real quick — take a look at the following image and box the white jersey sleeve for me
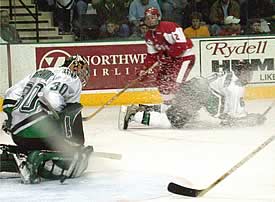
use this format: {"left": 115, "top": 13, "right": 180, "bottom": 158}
{"left": 40, "top": 67, "right": 82, "bottom": 112}
{"left": 4, "top": 74, "right": 32, "bottom": 102}
{"left": 209, "top": 72, "right": 247, "bottom": 118}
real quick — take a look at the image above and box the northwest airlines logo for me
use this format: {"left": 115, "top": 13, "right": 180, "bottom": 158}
{"left": 38, "top": 50, "right": 71, "bottom": 69}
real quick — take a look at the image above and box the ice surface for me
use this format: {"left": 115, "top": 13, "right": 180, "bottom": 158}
{"left": 0, "top": 99, "right": 275, "bottom": 202}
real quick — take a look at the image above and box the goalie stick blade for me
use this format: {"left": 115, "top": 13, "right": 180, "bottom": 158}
{"left": 92, "top": 152, "right": 122, "bottom": 160}
{"left": 118, "top": 105, "right": 127, "bottom": 130}
{"left": 167, "top": 182, "right": 202, "bottom": 197}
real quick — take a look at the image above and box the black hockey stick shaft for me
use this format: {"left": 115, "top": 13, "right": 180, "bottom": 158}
{"left": 168, "top": 100, "right": 275, "bottom": 197}
{"left": 82, "top": 62, "right": 159, "bottom": 121}
{"left": 60, "top": 152, "right": 79, "bottom": 184}
{"left": 168, "top": 134, "right": 275, "bottom": 197}
{"left": 261, "top": 100, "right": 275, "bottom": 117}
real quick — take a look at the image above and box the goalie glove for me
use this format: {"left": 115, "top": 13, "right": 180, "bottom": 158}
{"left": 220, "top": 113, "right": 266, "bottom": 127}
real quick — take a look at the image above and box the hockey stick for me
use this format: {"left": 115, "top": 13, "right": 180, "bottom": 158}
{"left": 167, "top": 100, "right": 275, "bottom": 197}
{"left": 60, "top": 152, "right": 79, "bottom": 183}
{"left": 92, "top": 151, "right": 122, "bottom": 160}
{"left": 261, "top": 100, "right": 275, "bottom": 117}
{"left": 168, "top": 135, "right": 275, "bottom": 197}
{"left": 60, "top": 151, "right": 121, "bottom": 183}
{"left": 82, "top": 62, "right": 159, "bottom": 121}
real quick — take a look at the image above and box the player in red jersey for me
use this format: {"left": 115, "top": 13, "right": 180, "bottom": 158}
{"left": 120, "top": 7, "right": 196, "bottom": 129}
{"left": 143, "top": 7, "right": 195, "bottom": 101}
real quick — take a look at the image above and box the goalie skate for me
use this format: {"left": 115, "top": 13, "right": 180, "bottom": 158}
{"left": 118, "top": 104, "right": 162, "bottom": 130}
{"left": 118, "top": 105, "right": 140, "bottom": 130}
{"left": 13, "top": 153, "right": 41, "bottom": 184}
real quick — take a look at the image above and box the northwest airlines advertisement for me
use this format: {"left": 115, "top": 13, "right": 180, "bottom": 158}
{"left": 35, "top": 44, "right": 157, "bottom": 90}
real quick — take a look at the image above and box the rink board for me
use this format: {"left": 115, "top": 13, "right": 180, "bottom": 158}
{"left": 80, "top": 85, "right": 275, "bottom": 106}
{"left": 0, "top": 85, "right": 275, "bottom": 112}
{"left": 1, "top": 36, "right": 275, "bottom": 111}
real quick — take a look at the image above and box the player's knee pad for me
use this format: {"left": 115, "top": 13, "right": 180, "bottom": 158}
{"left": 166, "top": 106, "right": 191, "bottom": 128}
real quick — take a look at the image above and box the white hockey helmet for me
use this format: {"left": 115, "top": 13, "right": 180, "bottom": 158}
{"left": 144, "top": 7, "right": 161, "bottom": 29}
{"left": 233, "top": 60, "right": 252, "bottom": 85}
{"left": 63, "top": 54, "right": 90, "bottom": 87}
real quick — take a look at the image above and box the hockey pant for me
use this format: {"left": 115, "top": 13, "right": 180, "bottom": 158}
{"left": 11, "top": 103, "right": 85, "bottom": 152}
{"left": 166, "top": 77, "right": 211, "bottom": 128}
{"left": 156, "top": 55, "right": 195, "bottom": 99}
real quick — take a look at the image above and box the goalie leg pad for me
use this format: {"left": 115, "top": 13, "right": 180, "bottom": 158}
{"left": 166, "top": 106, "right": 191, "bottom": 128}
{"left": 119, "top": 104, "right": 162, "bottom": 130}
{"left": 120, "top": 105, "right": 140, "bottom": 130}
{"left": 28, "top": 146, "right": 93, "bottom": 181}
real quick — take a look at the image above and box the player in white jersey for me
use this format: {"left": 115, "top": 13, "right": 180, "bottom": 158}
{"left": 1, "top": 54, "right": 93, "bottom": 183}
{"left": 121, "top": 61, "right": 265, "bottom": 129}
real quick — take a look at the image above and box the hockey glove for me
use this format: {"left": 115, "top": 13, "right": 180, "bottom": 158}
{"left": 159, "top": 56, "right": 175, "bottom": 66}
{"left": 245, "top": 113, "right": 266, "bottom": 125}
{"left": 2, "top": 120, "right": 11, "bottom": 135}
{"left": 220, "top": 113, "right": 266, "bottom": 127}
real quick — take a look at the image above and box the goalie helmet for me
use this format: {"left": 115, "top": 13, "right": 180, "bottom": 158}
{"left": 232, "top": 60, "right": 252, "bottom": 85}
{"left": 63, "top": 54, "right": 90, "bottom": 87}
{"left": 144, "top": 7, "right": 161, "bottom": 29}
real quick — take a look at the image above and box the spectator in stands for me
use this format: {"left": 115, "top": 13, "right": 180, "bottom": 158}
{"left": 91, "top": 0, "right": 130, "bottom": 38}
{"left": 209, "top": 0, "right": 240, "bottom": 35}
{"left": 183, "top": 0, "right": 210, "bottom": 28}
{"left": 99, "top": 18, "right": 130, "bottom": 39}
{"left": 161, "top": 0, "right": 187, "bottom": 27}
{"left": 245, "top": 18, "right": 264, "bottom": 35}
{"left": 240, "top": 0, "right": 274, "bottom": 25}
{"left": 72, "top": 0, "right": 89, "bottom": 35}
{"left": 128, "top": 0, "right": 161, "bottom": 34}
{"left": 208, "top": 0, "right": 217, "bottom": 7}
{"left": 184, "top": 12, "right": 210, "bottom": 38}
{"left": 0, "top": 10, "right": 21, "bottom": 43}
{"left": 218, "top": 15, "right": 241, "bottom": 36}
{"left": 246, "top": 18, "right": 272, "bottom": 34}
{"left": 129, "top": 18, "right": 148, "bottom": 39}
{"left": 92, "top": 0, "right": 130, "bottom": 26}
{"left": 37, "top": 0, "right": 55, "bottom": 11}
{"left": 55, "top": 0, "right": 74, "bottom": 34}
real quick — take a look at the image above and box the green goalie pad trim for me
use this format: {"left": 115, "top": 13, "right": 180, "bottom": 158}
{"left": 27, "top": 150, "right": 69, "bottom": 181}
